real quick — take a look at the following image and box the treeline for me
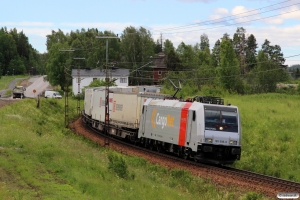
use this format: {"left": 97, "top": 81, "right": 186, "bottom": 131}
{"left": 45, "top": 27, "right": 159, "bottom": 90}
{"left": 163, "top": 27, "right": 289, "bottom": 95}
{"left": 46, "top": 26, "right": 289, "bottom": 94}
{"left": 288, "top": 65, "right": 300, "bottom": 79}
{"left": 0, "top": 27, "right": 42, "bottom": 77}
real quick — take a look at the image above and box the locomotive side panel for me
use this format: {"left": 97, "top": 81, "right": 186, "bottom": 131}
{"left": 185, "top": 103, "right": 204, "bottom": 152}
{"left": 139, "top": 101, "right": 192, "bottom": 146}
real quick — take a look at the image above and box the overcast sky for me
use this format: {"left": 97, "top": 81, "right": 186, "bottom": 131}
{"left": 1, "top": 0, "right": 300, "bottom": 66}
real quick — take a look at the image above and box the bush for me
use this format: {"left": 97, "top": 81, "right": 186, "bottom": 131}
{"left": 244, "top": 192, "right": 261, "bottom": 200}
{"left": 107, "top": 152, "right": 131, "bottom": 179}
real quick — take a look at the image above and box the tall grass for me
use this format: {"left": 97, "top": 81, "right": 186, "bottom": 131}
{"left": 228, "top": 93, "right": 300, "bottom": 181}
{"left": 0, "top": 98, "right": 264, "bottom": 199}
{"left": 0, "top": 75, "right": 27, "bottom": 89}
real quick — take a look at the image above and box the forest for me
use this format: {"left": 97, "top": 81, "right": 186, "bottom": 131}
{"left": 0, "top": 27, "right": 42, "bottom": 77}
{"left": 0, "top": 26, "right": 293, "bottom": 95}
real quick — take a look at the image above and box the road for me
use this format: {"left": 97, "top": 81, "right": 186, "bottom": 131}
{"left": 25, "top": 76, "right": 51, "bottom": 98}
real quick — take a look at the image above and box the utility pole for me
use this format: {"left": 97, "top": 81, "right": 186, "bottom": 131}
{"left": 64, "top": 66, "right": 69, "bottom": 127}
{"left": 59, "top": 49, "right": 75, "bottom": 128}
{"left": 96, "top": 35, "right": 119, "bottom": 146}
{"left": 73, "top": 57, "right": 85, "bottom": 117}
{"left": 160, "top": 33, "right": 163, "bottom": 52}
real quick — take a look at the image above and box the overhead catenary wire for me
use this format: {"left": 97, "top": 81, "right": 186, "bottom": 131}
{"left": 155, "top": 8, "right": 300, "bottom": 35}
{"left": 115, "top": 53, "right": 300, "bottom": 73}
{"left": 129, "top": 67, "right": 287, "bottom": 82}
{"left": 152, "top": 0, "right": 296, "bottom": 32}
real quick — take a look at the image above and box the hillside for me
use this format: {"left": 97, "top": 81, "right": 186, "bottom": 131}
{"left": 0, "top": 98, "right": 266, "bottom": 200}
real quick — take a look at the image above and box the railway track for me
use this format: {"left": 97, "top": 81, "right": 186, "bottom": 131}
{"left": 72, "top": 117, "right": 300, "bottom": 198}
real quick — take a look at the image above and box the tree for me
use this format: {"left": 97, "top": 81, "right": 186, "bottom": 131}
{"left": 245, "top": 34, "right": 258, "bottom": 71}
{"left": 296, "top": 68, "right": 300, "bottom": 79}
{"left": 46, "top": 43, "right": 69, "bottom": 90}
{"left": 163, "top": 39, "right": 175, "bottom": 56}
{"left": 221, "top": 33, "right": 232, "bottom": 42}
{"left": 254, "top": 50, "right": 288, "bottom": 93}
{"left": 197, "top": 46, "right": 211, "bottom": 67}
{"left": 0, "top": 27, "right": 41, "bottom": 75}
{"left": 46, "top": 29, "right": 67, "bottom": 51}
{"left": 88, "top": 79, "right": 116, "bottom": 87}
{"left": 217, "top": 39, "right": 242, "bottom": 93}
{"left": 120, "top": 26, "right": 155, "bottom": 85}
{"left": 200, "top": 33, "right": 209, "bottom": 51}
{"left": 121, "top": 26, "right": 155, "bottom": 67}
{"left": 261, "top": 39, "right": 285, "bottom": 66}
{"left": 176, "top": 42, "right": 197, "bottom": 69}
{"left": 154, "top": 39, "right": 162, "bottom": 54}
{"left": 165, "top": 49, "right": 183, "bottom": 71}
{"left": 8, "top": 57, "right": 26, "bottom": 74}
{"left": 210, "top": 39, "right": 220, "bottom": 67}
{"left": 0, "top": 31, "right": 18, "bottom": 75}
{"left": 232, "top": 27, "right": 247, "bottom": 73}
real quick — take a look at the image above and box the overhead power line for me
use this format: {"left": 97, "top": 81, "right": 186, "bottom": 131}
{"left": 153, "top": 0, "right": 295, "bottom": 32}
{"left": 130, "top": 67, "right": 287, "bottom": 82}
{"left": 157, "top": 8, "right": 300, "bottom": 35}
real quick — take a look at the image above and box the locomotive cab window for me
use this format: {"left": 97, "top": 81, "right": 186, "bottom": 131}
{"left": 204, "top": 108, "right": 238, "bottom": 132}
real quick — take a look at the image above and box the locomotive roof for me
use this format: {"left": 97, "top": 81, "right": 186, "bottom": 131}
{"left": 148, "top": 99, "right": 238, "bottom": 110}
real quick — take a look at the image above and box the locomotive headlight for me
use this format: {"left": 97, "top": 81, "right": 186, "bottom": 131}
{"left": 229, "top": 140, "right": 237, "bottom": 145}
{"left": 205, "top": 138, "right": 213, "bottom": 143}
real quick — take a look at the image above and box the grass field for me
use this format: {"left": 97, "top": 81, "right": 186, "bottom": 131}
{"left": 0, "top": 75, "right": 27, "bottom": 89}
{"left": 0, "top": 98, "right": 264, "bottom": 200}
{"left": 227, "top": 94, "right": 300, "bottom": 182}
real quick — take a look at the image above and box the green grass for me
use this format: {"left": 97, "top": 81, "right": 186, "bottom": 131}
{"left": 227, "top": 93, "right": 300, "bottom": 181}
{"left": 0, "top": 98, "right": 266, "bottom": 199}
{"left": 0, "top": 75, "right": 27, "bottom": 90}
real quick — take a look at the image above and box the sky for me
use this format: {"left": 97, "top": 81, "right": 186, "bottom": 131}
{"left": 1, "top": 0, "right": 300, "bottom": 67}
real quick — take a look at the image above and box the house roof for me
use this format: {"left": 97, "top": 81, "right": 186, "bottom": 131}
{"left": 149, "top": 52, "right": 167, "bottom": 69}
{"left": 71, "top": 68, "right": 130, "bottom": 77}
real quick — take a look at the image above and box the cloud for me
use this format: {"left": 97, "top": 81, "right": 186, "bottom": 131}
{"left": 208, "top": 8, "right": 231, "bottom": 25}
{"left": 231, "top": 6, "right": 260, "bottom": 23}
{"left": 259, "top": 4, "right": 300, "bottom": 25}
{"left": 209, "top": 6, "right": 262, "bottom": 26}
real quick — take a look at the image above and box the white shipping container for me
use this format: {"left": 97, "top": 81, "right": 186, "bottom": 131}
{"left": 84, "top": 87, "right": 103, "bottom": 116}
{"left": 110, "top": 93, "right": 145, "bottom": 129}
{"left": 91, "top": 88, "right": 113, "bottom": 122}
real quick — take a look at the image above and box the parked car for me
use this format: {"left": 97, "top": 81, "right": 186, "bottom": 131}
{"left": 44, "top": 91, "right": 62, "bottom": 99}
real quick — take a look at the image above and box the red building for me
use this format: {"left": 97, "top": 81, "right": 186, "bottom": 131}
{"left": 149, "top": 52, "right": 167, "bottom": 85}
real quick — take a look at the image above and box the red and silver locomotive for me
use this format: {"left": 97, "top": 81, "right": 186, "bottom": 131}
{"left": 82, "top": 86, "right": 241, "bottom": 165}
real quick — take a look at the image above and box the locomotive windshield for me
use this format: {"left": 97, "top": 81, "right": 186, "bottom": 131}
{"left": 204, "top": 107, "right": 238, "bottom": 133}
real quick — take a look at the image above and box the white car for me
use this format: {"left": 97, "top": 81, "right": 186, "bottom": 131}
{"left": 44, "top": 91, "right": 62, "bottom": 99}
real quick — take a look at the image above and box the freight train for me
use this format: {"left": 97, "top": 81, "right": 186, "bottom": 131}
{"left": 82, "top": 86, "right": 241, "bottom": 165}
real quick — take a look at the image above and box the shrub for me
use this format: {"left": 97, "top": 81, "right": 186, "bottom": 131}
{"left": 244, "top": 192, "right": 261, "bottom": 200}
{"left": 107, "top": 152, "right": 130, "bottom": 179}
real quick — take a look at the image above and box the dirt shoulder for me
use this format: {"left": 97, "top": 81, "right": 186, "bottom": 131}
{"left": 0, "top": 99, "right": 16, "bottom": 108}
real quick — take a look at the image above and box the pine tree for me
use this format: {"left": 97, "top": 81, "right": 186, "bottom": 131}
{"left": 218, "top": 39, "right": 242, "bottom": 93}
{"left": 200, "top": 33, "right": 209, "bottom": 51}
{"left": 245, "top": 34, "right": 258, "bottom": 71}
